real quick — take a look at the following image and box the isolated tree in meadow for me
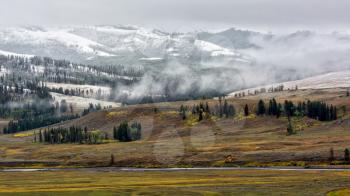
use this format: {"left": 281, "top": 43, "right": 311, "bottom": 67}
{"left": 199, "top": 109, "right": 204, "bottom": 121}
{"left": 329, "top": 148, "right": 335, "bottom": 162}
{"left": 110, "top": 154, "right": 115, "bottom": 165}
{"left": 244, "top": 104, "right": 249, "bottom": 116}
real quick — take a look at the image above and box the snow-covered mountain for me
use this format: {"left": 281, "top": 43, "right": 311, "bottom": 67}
{"left": 0, "top": 25, "right": 250, "bottom": 65}
{"left": 1, "top": 25, "right": 350, "bottom": 92}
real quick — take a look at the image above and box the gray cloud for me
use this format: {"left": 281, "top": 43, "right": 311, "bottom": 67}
{"left": 1, "top": 0, "right": 350, "bottom": 32}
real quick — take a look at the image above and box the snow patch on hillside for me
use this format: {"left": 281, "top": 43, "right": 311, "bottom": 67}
{"left": 0, "top": 49, "right": 34, "bottom": 58}
{"left": 0, "top": 27, "right": 115, "bottom": 57}
{"left": 228, "top": 70, "right": 350, "bottom": 97}
{"left": 195, "top": 40, "right": 236, "bottom": 57}
{"left": 51, "top": 92, "right": 120, "bottom": 110}
{"left": 45, "top": 82, "right": 111, "bottom": 97}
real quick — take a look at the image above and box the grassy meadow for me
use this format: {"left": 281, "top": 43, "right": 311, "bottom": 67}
{"left": 0, "top": 169, "right": 350, "bottom": 195}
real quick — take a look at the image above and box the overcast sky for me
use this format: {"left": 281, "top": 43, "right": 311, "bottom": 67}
{"left": 1, "top": 0, "right": 350, "bottom": 33}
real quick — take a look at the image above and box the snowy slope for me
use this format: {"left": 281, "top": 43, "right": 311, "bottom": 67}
{"left": 228, "top": 71, "right": 350, "bottom": 97}
{"left": 0, "top": 49, "right": 34, "bottom": 58}
{"left": 0, "top": 26, "right": 250, "bottom": 63}
{"left": 51, "top": 92, "right": 120, "bottom": 110}
{"left": 0, "top": 27, "right": 115, "bottom": 58}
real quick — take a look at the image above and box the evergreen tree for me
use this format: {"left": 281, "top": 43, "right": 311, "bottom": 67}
{"left": 205, "top": 102, "right": 210, "bottom": 114}
{"left": 276, "top": 103, "right": 282, "bottom": 118}
{"left": 329, "top": 148, "right": 335, "bottom": 162}
{"left": 257, "top": 100, "right": 266, "bottom": 116}
{"left": 110, "top": 154, "right": 115, "bottom": 165}
{"left": 117, "top": 121, "right": 130, "bottom": 142}
{"left": 345, "top": 149, "right": 350, "bottom": 162}
{"left": 287, "top": 116, "right": 294, "bottom": 135}
{"left": 223, "top": 100, "right": 228, "bottom": 118}
{"left": 199, "top": 109, "right": 203, "bottom": 121}
{"left": 179, "top": 105, "right": 187, "bottom": 120}
{"left": 39, "top": 130, "right": 43, "bottom": 143}
{"left": 244, "top": 104, "right": 249, "bottom": 116}
{"left": 115, "top": 121, "right": 142, "bottom": 142}
{"left": 113, "top": 126, "right": 117, "bottom": 140}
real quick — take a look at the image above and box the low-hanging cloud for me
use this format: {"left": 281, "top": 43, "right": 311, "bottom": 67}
{"left": 109, "top": 30, "right": 350, "bottom": 102}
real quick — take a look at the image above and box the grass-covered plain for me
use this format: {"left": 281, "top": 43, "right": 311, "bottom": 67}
{"left": 0, "top": 169, "right": 350, "bottom": 195}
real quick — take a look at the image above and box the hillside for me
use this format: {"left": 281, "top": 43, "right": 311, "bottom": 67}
{"left": 229, "top": 70, "right": 350, "bottom": 98}
{"left": 0, "top": 87, "right": 349, "bottom": 168}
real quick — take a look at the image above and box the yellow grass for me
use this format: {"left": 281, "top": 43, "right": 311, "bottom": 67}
{"left": 106, "top": 111, "right": 127, "bottom": 119}
{"left": 13, "top": 132, "right": 34, "bottom": 138}
{"left": 0, "top": 169, "right": 350, "bottom": 195}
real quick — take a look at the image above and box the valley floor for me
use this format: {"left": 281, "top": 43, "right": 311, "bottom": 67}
{"left": 0, "top": 169, "right": 349, "bottom": 195}
{"left": 0, "top": 88, "right": 350, "bottom": 168}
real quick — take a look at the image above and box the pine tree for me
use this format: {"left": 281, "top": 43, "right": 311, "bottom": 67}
{"left": 34, "top": 131, "right": 37, "bottom": 143}
{"left": 244, "top": 104, "right": 249, "bottom": 116}
{"left": 329, "top": 148, "right": 335, "bottom": 162}
{"left": 268, "top": 99, "right": 273, "bottom": 115}
{"left": 179, "top": 105, "right": 187, "bottom": 120}
{"left": 39, "top": 130, "right": 43, "bottom": 143}
{"left": 205, "top": 102, "right": 210, "bottom": 114}
{"left": 110, "top": 154, "right": 115, "bottom": 165}
{"left": 345, "top": 149, "right": 350, "bottom": 162}
{"left": 219, "top": 97, "right": 223, "bottom": 117}
{"left": 113, "top": 126, "right": 117, "bottom": 140}
{"left": 199, "top": 109, "right": 203, "bottom": 121}
{"left": 287, "top": 116, "right": 294, "bottom": 135}
{"left": 276, "top": 103, "right": 282, "bottom": 118}
{"left": 257, "top": 100, "right": 266, "bottom": 116}
{"left": 223, "top": 100, "right": 227, "bottom": 117}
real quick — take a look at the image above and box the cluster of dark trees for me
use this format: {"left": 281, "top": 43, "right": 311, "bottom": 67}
{"left": 254, "top": 99, "right": 338, "bottom": 121}
{"left": 49, "top": 86, "right": 105, "bottom": 99}
{"left": 0, "top": 55, "right": 143, "bottom": 87}
{"left": 125, "top": 89, "right": 226, "bottom": 105}
{"left": 0, "top": 79, "right": 51, "bottom": 105}
{"left": 191, "top": 102, "right": 210, "bottom": 121}
{"left": 4, "top": 113, "right": 79, "bottom": 134}
{"left": 180, "top": 98, "right": 236, "bottom": 121}
{"left": 35, "top": 126, "right": 106, "bottom": 144}
{"left": 257, "top": 98, "right": 283, "bottom": 117}
{"left": 113, "top": 121, "right": 142, "bottom": 142}
{"left": 82, "top": 103, "right": 104, "bottom": 116}
{"left": 215, "top": 98, "right": 236, "bottom": 118}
